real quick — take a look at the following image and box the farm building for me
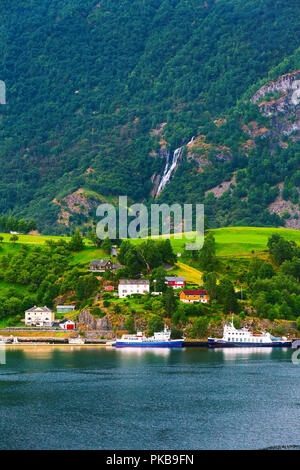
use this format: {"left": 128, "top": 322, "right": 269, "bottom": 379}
{"left": 165, "top": 276, "right": 186, "bottom": 288}
{"left": 59, "top": 319, "right": 76, "bottom": 330}
{"left": 89, "top": 259, "right": 113, "bottom": 272}
{"left": 56, "top": 305, "right": 76, "bottom": 314}
{"left": 180, "top": 290, "right": 210, "bottom": 304}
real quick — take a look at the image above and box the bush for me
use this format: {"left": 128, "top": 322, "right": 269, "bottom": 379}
{"left": 192, "top": 317, "right": 209, "bottom": 339}
{"left": 147, "top": 315, "right": 164, "bottom": 336}
{"left": 124, "top": 316, "right": 136, "bottom": 334}
{"left": 91, "top": 307, "right": 105, "bottom": 318}
{"left": 170, "top": 327, "right": 184, "bottom": 339}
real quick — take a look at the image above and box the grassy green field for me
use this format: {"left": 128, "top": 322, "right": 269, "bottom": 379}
{"left": 0, "top": 233, "right": 72, "bottom": 244}
{"left": 212, "top": 227, "right": 300, "bottom": 257}
{"left": 70, "top": 247, "right": 109, "bottom": 266}
{"left": 0, "top": 227, "right": 299, "bottom": 263}
{"left": 130, "top": 227, "right": 300, "bottom": 257}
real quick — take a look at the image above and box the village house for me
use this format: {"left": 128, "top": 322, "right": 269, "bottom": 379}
{"left": 179, "top": 290, "right": 210, "bottom": 304}
{"left": 89, "top": 259, "right": 124, "bottom": 272}
{"left": 118, "top": 280, "right": 150, "bottom": 298}
{"left": 165, "top": 276, "right": 186, "bottom": 289}
{"left": 59, "top": 319, "right": 76, "bottom": 330}
{"left": 89, "top": 259, "right": 113, "bottom": 272}
{"left": 25, "top": 306, "right": 55, "bottom": 326}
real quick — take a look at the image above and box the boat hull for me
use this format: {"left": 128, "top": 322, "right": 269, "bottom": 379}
{"left": 115, "top": 340, "right": 184, "bottom": 348}
{"left": 208, "top": 339, "right": 291, "bottom": 348}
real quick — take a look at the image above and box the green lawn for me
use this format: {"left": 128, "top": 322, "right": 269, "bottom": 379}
{"left": 0, "top": 232, "right": 72, "bottom": 245}
{"left": 70, "top": 247, "right": 110, "bottom": 266}
{"left": 0, "top": 226, "right": 299, "bottom": 268}
{"left": 212, "top": 227, "right": 300, "bottom": 257}
{"left": 131, "top": 227, "right": 300, "bottom": 257}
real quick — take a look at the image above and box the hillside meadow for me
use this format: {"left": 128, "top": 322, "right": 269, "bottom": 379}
{"left": 1, "top": 227, "right": 300, "bottom": 262}
{"left": 130, "top": 227, "right": 300, "bottom": 257}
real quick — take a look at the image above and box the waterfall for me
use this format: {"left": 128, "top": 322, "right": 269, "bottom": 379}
{"left": 155, "top": 146, "right": 183, "bottom": 197}
{"left": 154, "top": 136, "right": 194, "bottom": 198}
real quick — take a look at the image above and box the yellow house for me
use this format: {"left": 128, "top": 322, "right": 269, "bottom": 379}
{"left": 180, "top": 290, "right": 210, "bottom": 304}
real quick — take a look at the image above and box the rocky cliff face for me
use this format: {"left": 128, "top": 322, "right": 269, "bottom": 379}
{"left": 251, "top": 70, "right": 300, "bottom": 139}
{"left": 78, "top": 309, "right": 114, "bottom": 338}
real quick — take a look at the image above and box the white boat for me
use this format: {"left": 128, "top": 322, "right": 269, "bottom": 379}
{"left": 68, "top": 337, "right": 85, "bottom": 344}
{"left": 0, "top": 338, "right": 12, "bottom": 344}
{"left": 115, "top": 325, "right": 184, "bottom": 348}
{"left": 208, "top": 317, "right": 291, "bottom": 348}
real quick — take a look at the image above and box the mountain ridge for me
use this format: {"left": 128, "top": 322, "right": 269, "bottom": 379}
{"left": 1, "top": 0, "right": 300, "bottom": 233}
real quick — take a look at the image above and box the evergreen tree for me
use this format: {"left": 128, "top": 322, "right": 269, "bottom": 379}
{"left": 198, "top": 233, "right": 216, "bottom": 271}
{"left": 101, "top": 237, "right": 112, "bottom": 254}
{"left": 203, "top": 272, "right": 217, "bottom": 299}
{"left": 69, "top": 230, "right": 84, "bottom": 252}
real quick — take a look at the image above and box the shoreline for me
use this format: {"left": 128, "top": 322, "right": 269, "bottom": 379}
{"left": 3, "top": 343, "right": 113, "bottom": 348}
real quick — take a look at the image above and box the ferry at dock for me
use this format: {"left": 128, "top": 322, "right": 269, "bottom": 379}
{"left": 115, "top": 326, "right": 184, "bottom": 348}
{"left": 208, "top": 318, "right": 291, "bottom": 348}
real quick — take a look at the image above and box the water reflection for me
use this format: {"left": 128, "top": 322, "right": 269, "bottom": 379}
{"left": 115, "top": 347, "right": 171, "bottom": 357}
{"left": 220, "top": 347, "right": 273, "bottom": 360}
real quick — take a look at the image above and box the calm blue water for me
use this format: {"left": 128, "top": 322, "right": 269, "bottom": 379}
{"left": 0, "top": 346, "right": 299, "bottom": 450}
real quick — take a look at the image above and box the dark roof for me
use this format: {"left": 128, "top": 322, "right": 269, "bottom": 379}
{"left": 182, "top": 290, "right": 207, "bottom": 295}
{"left": 119, "top": 279, "right": 150, "bottom": 285}
{"left": 90, "top": 258, "right": 111, "bottom": 266}
{"left": 59, "top": 319, "right": 75, "bottom": 324}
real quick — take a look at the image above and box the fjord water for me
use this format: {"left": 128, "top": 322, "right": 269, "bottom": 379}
{"left": 0, "top": 347, "right": 299, "bottom": 450}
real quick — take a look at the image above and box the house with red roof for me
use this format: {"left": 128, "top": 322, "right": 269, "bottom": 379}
{"left": 179, "top": 290, "right": 210, "bottom": 304}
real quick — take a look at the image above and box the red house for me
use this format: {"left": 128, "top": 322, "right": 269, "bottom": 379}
{"left": 59, "top": 319, "right": 76, "bottom": 330}
{"left": 104, "top": 285, "right": 114, "bottom": 291}
{"left": 165, "top": 276, "right": 186, "bottom": 289}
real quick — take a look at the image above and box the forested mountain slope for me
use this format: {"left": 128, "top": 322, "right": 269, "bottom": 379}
{"left": 0, "top": 0, "right": 300, "bottom": 233}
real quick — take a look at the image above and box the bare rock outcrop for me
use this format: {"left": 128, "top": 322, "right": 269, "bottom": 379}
{"left": 251, "top": 70, "right": 300, "bottom": 138}
{"left": 79, "top": 309, "right": 113, "bottom": 333}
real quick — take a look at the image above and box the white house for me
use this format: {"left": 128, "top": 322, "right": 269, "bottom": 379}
{"left": 59, "top": 319, "right": 76, "bottom": 330}
{"left": 165, "top": 276, "right": 186, "bottom": 289}
{"left": 25, "top": 306, "right": 54, "bottom": 326}
{"left": 118, "top": 280, "right": 150, "bottom": 298}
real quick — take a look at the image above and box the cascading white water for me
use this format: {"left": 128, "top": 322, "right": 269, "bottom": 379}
{"left": 154, "top": 136, "right": 194, "bottom": 197}
{"left": 155, "top": 146, "right": 183, "bottom": 197}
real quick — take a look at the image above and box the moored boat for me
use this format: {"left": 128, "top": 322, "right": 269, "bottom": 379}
{"left": 208, "top": 317, "right": 291, "bottom": 348}
{"left": 68, "top": 337, "right": 85, "bottom": 344}
{"left": 0, "top": 338, "right": 12, "bottom": 344}
{"left": 115, "top": 326, "right": 184, "bottom": 348}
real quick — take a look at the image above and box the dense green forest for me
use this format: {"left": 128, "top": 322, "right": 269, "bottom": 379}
{"left": 0, "top": 0, "right": 300, "bottom": 232}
